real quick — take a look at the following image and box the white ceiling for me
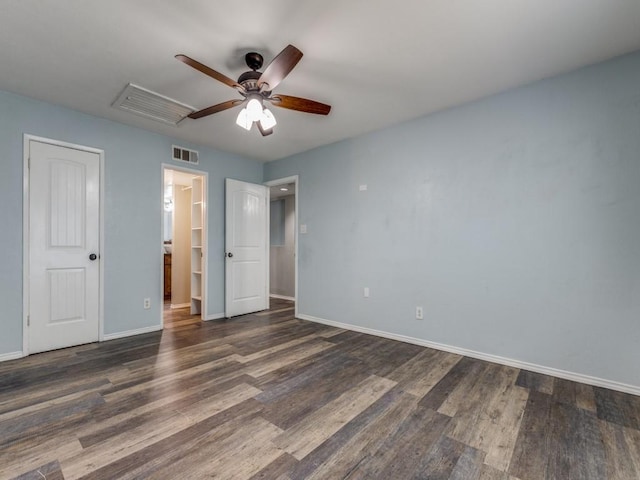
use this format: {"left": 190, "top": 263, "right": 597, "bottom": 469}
{"left": 1, "top": 1, "right": 639, "bottom": 162}
{"left": 270, "top": 183, "right": 295, "bottom": 199}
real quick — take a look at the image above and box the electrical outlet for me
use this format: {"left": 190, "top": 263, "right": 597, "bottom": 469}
{"left": 363, "top": 287, "right": 370, "bottom": 298}
{"left": 416, "top": 306, "right": 423, "bottom": 320}
{"left": 144, "top": 298, "right": 151, "bottom": 309}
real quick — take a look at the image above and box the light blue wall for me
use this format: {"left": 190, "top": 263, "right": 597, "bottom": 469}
{"left": 266, "top": 52, "right": 640, "bottom": 388}
{"left": 0, "top": 91, "right": 262, "bottom": 355}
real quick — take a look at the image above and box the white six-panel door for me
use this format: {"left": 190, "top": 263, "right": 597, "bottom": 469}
{"left": 28, "top": 140, "right": 100, "bottom": 353}
{"left": 225, "top": 178, "right": 268, "bottom": 317}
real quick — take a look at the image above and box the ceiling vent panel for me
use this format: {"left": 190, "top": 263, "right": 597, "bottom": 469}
{"left": 113, "top": 83, "right": 194, "bottom": 126}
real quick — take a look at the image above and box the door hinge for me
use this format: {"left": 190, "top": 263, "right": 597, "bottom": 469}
{"left": 28, "top": 157, "right": 31, "bottom": 169}
{"left": 27, "top": 315, "right": 30, "bottom": 326}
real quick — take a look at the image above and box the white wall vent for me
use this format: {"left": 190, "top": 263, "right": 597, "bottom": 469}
{"left": 172, "top": 145, "right": 199, "bottom": 165}
{"left": 112, "top": 83, "right": 194, "bottom": 126}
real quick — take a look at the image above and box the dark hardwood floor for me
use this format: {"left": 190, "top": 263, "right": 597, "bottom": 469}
{"left": 1, "top": 298, "right": 640, "bottom": 479}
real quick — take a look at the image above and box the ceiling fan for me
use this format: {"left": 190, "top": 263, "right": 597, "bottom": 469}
{"left": 176, "top": 45, "right": 331, "bottom": 136}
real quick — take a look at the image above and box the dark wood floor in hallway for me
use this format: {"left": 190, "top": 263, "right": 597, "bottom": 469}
{"left": 2, "top": 298, "right": 640, "bottom": 479}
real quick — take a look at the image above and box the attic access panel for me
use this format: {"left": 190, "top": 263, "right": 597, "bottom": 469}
{"left": 113, "top": 83, "right": 194, "bottom": 126}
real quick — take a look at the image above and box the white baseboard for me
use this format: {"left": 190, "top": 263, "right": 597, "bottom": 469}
{"left": 270, "top": 294, "right": 295, "bottom": 301}
{"left": 170, "top": 303, "right": 190, "bottom": 309}
{"left": 297, "top": 313, "right": 640, "bottom": 397}
{"left": 0, "top": 351, "right": 24, "bottom": 363}
{"left": 204, "top": 313, "right": 225, "bottom": 321}
{"left": 102, "top": 325, "right": 162, "bottom": 341}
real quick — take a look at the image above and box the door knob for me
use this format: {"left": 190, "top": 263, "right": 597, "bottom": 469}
{"left": 89, "top": 253, "right": 98, "bottom": 261}
{"left": 226, "top": 252, "right": 233, "bottom": 258}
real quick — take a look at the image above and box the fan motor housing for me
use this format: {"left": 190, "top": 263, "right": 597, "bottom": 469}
{"left": 238, "top": 70, "right": 261, "bottom": 86}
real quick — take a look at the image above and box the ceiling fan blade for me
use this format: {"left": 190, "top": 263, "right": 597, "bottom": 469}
{"left": 176, "top": 54, "right": 244, "bottom": 92}
{"left": 257, "top": 45, "right": 303, "bottom": 91}
{"left": 188, "top": 99, "right": 244, "bottom": 119}
{"left": 257, "top": 122, "right": 274, "bottom": 136}
{"left": 268, "top": 95, "right": 331, "bottom": 115}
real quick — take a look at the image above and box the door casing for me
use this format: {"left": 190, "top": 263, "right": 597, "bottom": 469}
{"left": 264, "top": 175, "right": 299, "bottom": 319}
{"left": 161, "top": 164, "right": 209, "bottom": 325}
{"left": 22, "top": 134, "right": 105, "bottom": 356}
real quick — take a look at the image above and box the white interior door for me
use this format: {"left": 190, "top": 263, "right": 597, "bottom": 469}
{"left": 28, "top": 140, "right": 100, "bottom": 353}
{"left": 225, "top": 178, "right": 268, "bottom": 317}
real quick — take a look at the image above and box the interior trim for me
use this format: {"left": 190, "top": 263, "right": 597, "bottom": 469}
{"left": 264, "top": 175, "right": 299, "bottom": 318}
{"left": 170, "top": 303, "right": 191, "bottom": 309}
{"left": 0, "top": 351, "right": 24, "bottom": 363}
{"left": 102, "top": 325, "right": 162, "bottom": 341}
{"left": 269, "top": 294, "right": 295, "bottom": 301}
{"left": 298, "top": 313, "right": 640, "bottom": 397}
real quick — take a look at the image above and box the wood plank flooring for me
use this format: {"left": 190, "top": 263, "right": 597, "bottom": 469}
{"left": 1, "top": 298, "right": 640, "bottom": 479}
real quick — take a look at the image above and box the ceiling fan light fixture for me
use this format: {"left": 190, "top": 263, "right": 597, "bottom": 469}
{"left": 260, "top": 108, "right": 277, "bottom": 130}
{"left": 177, "top": 45, "right": 330, "bottom": 137}
{"left": 246, "top": 97, "right": 263, "bottom": 122}
{"left": 235, "top": 108, "right": 252, "bottom": 131}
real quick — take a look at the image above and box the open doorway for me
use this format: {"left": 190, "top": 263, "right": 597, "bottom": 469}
{"left": 265, "top": 176, "right": 298, "bottom": 316}
{"left": 162, "top": 166, "right": 208, "bottom": 328}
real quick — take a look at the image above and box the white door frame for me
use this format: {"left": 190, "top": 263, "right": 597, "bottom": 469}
{"left": 264, "top": 175, "right": 299, "bottom": 318}
{"left": 161, "top": 164, "right": 209, "bottom": 326}
{"left": 22, "top": 134, "right": 106, "bottom": 356}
